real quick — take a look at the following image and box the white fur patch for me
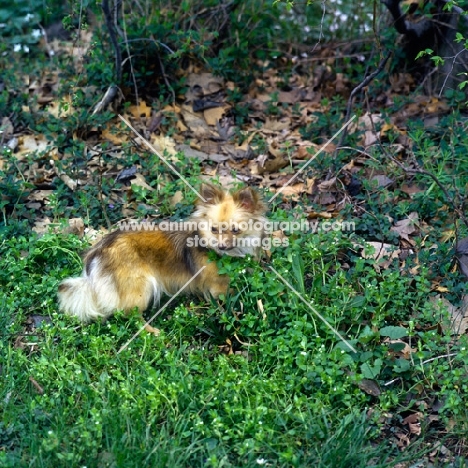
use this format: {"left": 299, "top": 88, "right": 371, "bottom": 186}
{"left": 58, "top": 254, "right": 165, "bottom": 322}
{"left": 58, "top": 277, "right": 104, "bottom": 322}
{"left": 58, "top": 257, "right": 120, "bottom": 322}
{"left": 86, "top": 257, "right": 120, "bottom": 317}
{"left": 149, "top": 276, "right": 161, "bottom": 308}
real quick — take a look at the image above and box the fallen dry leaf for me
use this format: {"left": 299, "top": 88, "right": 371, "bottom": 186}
{"left": 180, "top": 105, "right": 213, "bottom": 137}
{"left": 402, "top": 412, "right": 422, "bottom": 435}
{"left": 271, "top": 184, "right": 304, "bottom": 199}
{"left": 18, "top": 135, "right": 50, "bottom": 159}
{"left": 102, "top": 124, "right": 129, "bottom": 145}
{"left": 130, "top": 173, "right": 154, "bottom": 191}
{"left": 349, "top": 112, "right": 383, "bottom": 133}
{"left": 46, "top": 96, "right": 74, "bottom": 118}
{"left": 456, "top": 237, "right": 468, "bottom": 279}
{"left": 257, "top": 153, "right": 288, "bottom": 174}
{"left": 32, "top": 217, "right": 52, "bottom": 235}
{"left": 317, "top": 177, "right": 336, "bottom": 191}
{"left": 50, "top": 160, "right": 78, "bottom": 191}
{"left": 152, "top": 135, "right": 177, "bottom": 156}
{"left": 358, "top": 379, "right": 381, "bottom": 396}
{"left": 390, "top": 212, "right": 419, "bottom": 242}
{"left": 129, "top": 101, "right": 152, "bottom": 118}
{"left": 1, "top": 117, "right": 14, "bottom": 139}
{"left": 357, "top": 242, "right": 401, "bottom": 270}
{"left": 432, "top": 294, "right": 468, "bottom": 335}
{"left": 187, "top": 72, "right": 224, "bottom": 95}
{"left": 371, "top": 175, "right": 393, "bottom": 188}
{"left": 170, "top": 190, "right": 183, "bottom": 207}
{"left": 363, "top": 130, "right": 379, "bottom": 147}
{"left": 385, "top": 339, "right": 413, "bottom": 359}
{"left": 263, "top": 117, "right": 291, "bottom": 132}
{"left": 176, "top": 144, "right": 208, "bottom": 161}
{"left": 400, "top": 182, "right": 426, "bottom": 196}
{"left": 204, "top": 106, "right": 227, "bottom": 126}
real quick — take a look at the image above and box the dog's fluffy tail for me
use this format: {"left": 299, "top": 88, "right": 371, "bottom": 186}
{"left": 58, "top": 277, "right": 106, "bottom": 322}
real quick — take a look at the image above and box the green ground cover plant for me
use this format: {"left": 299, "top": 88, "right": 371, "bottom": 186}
{"left": 2, "top": 0, "right": 468, "bottom": 466}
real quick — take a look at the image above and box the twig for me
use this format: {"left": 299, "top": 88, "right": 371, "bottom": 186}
{"left": 92, "top": 85, "right": 119, "bottom": 115}
{"left": 121, "top": 10, "right": 140, "bottom": 109}
{"left": 97, "top": 153, "right": 112, "bottom": 230}
{"left": 29, "top": 376, "right": 44, "bottom": 394}
{"left": 420, "top": 352, "right": 458, "bottom": 366}
{"left": 360, "top": 86, "right": 468, "bottom": 237}
{"left": 336, "top": 51, "right": 392, "bottom": 152}
{"left": 153, "top": 37, "right": 176, "bottom": 104}
{"left": 102, "top": 0, "right": 122, "bottom": 84}
{"left": 438, "top": 47, "right": 468, "bottom": 97}
{"left": 93, "top": 0, "right": 122, "bottom": 113}
{"left": 383, "top": 352, "right": 458, "bottom": 386}
{"left": 363, "top": 84, "right": 468, "bottom": 232}
{"left": 387, "top": 155, "right": 468, "bottom": 230}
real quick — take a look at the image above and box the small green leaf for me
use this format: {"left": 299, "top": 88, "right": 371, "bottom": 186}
{"left": 380, "top": 326, "right": 408, "bottom": 339}
{"left": 360, "top": 359, "right": 382, "bottom": 379}
{"left": 415, "top": 48, "right": 433, "bottom": 60}
{"left": 393, "top": 358, "right": 411, "bottom": 373}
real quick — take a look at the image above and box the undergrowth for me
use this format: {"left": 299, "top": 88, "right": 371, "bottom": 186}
{"left": 2, "top": 0, "right": 468, "bottom": 467}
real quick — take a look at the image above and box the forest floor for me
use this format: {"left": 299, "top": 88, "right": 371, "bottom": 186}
{"left": 1, "top": 19, "right": 468, "bottom": 468}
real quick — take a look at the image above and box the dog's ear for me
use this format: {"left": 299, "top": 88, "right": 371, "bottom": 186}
{"left": 199, "top": 183, "right": 225, "bottom": 205}
{"left": 233, "top": 187, "right": 262, "bottom": 212}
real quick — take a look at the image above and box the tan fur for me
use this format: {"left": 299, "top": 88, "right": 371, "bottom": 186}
{"left": 58, "top": 184, "right": 267, "bottom": 330}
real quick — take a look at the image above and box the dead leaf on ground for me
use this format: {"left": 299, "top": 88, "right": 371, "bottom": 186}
{"left": 357, "top": 241, "right": 401, "bottom": 270}
{"left": 1, "top": 117, "right": 14, "bottom": 139}
{"left": 130, "top": 173, "right": 154, "bottom": 191}
{"left": 317, "top": 177, "right": 336, "bottom": 191}
{"left": 394, "top": 431, "right": 411, "bottom": 448}
{"left": 400, "top": 182, "right": 426, "bottom": 196}
{"left": 180, "top": 105, "right": 214, "bottom": 137}
{"left": 384, "top": 339, "right": 413, "bottom": 359}
{"left": 349, "top": 112, "right": 383, "bottom": 133}
{"left": 390, "top": 212, "right": 419, "bottom": 242}
{"left": 363, "top": 130, "right": 379, "bottom": 147}
{"left": 64, "top": 218, "right": 85, "bottom": 236}
{"left": 257, "top": 153, "right": 288, "bottom": 174}
{"left": 46, "top": 96, "right": 74, "bottom": 118}
{"left": 316, "top": 192, "right": 336, "bottom": 206}
{"left": 32, "top": 217, "right": 52, "bottom": 235}
{"left": 129, "top": 101, "right": 152, "bottom": 118}
{"left": 307, "top": 211, "right": 334, "bottom": 219}
{"left": 371, "top": 175, "right": 393, "bottom": 188}
{"left": 295, "top": 143, "right": 321, "bottom": 159}
{"left": 102, "top": 124, "right": 129, "bottom": 145}
{"left": 84, "top": 227, "right": 108, "bottom": 244}
{"left": 271, "top": 184, "right": 304, "bottom": 199}
{"left": 170, "top": 190, "right": 183, "bottom": 207}
{"left": 257, "top": 299, "right": 266, "bottom": 320}
{"left": 432, "top": 294, "right": 468, "bottom": 335}
{"left": 402, "top": 412, "right": 422, "bottom": 435}
{"left": 176, "top": 144, "right": 208, "bottom": 162}
{"left": 152, "top": 135, "right": 177, "bottom": 156}
{"left": 204, "top": 106, "right": 228, "bottom": 126}
{"left": 263, "top": 117, "right": 291, "bottom": 133}
{"left": 50, "top": 159, "right": 78, "bottom": 191}
{"left": 208, "top": 153, "right": 229, "bottom": 163}
{"left": 358, "top": 379, "right": 381, "bottom": 396}
{"left": 187, "top": 72, "right": 224, "bottom": 96}
{"left": 225, "top": 144, "right": 254, "bottom": 161}
{"left": 456, "top": 237, "right": 468, "bottom": 279}
{"left": 17, "top": 135, "right": 50, "bottom": 159}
